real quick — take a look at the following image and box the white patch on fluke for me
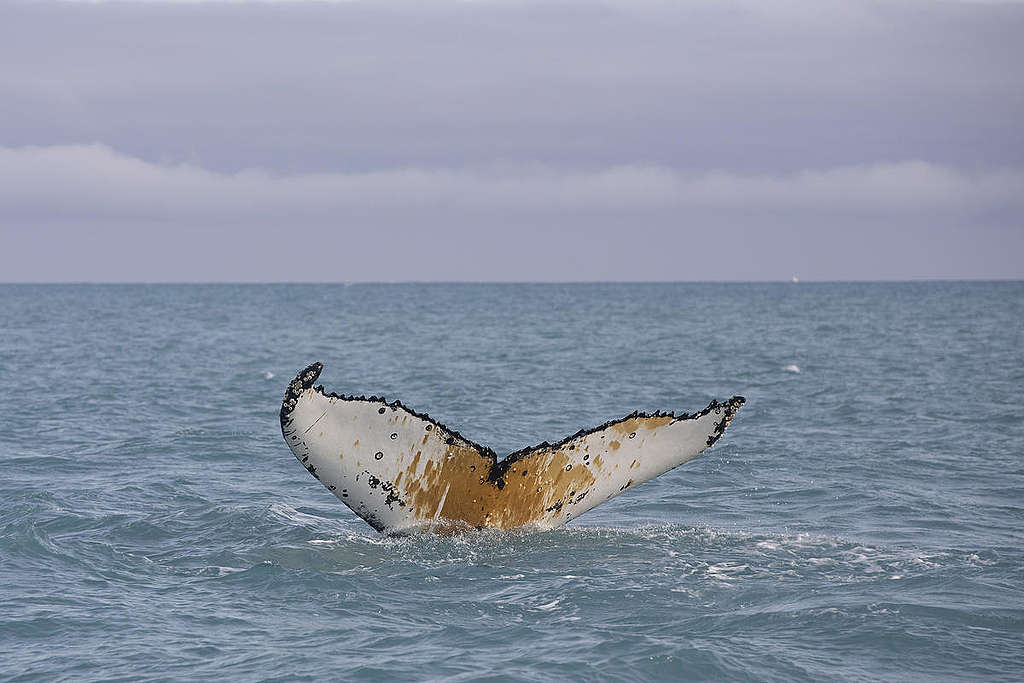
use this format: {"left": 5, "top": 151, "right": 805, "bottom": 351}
{"left": 279, "top": 362, "right": 744, "bottom": 534}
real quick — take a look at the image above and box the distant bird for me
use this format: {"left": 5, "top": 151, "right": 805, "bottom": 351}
{"left": 281, "top": 363, "right": 744, "bottom": 533}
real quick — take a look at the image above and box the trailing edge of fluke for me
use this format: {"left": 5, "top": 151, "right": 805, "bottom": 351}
{"left": 280, "top": 362, "right": 744, "bottom": 533}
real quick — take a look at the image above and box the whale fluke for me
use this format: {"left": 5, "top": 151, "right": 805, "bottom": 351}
{"left": 280, "top": 362, "right": 744, "bottom": 533}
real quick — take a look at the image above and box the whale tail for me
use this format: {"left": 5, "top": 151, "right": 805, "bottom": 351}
{"left": 281, "top": 362, "right": 744, "bottom": 533}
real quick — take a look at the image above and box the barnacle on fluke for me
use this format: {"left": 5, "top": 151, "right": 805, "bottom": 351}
{"left": 280, "top": 362, "right": 744, "bottom": 533}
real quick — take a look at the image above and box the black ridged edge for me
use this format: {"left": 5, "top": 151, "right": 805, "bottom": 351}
{"left": 280, "top": 361, "right": 745, "bottom": 487}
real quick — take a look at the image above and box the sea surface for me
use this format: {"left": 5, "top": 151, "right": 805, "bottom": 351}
{"left": 1, "top": 282, "right": 1022, "bottom": 681}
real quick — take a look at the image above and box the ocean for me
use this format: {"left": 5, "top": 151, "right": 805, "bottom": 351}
{"left": 1, "top": 282, "right": 1021, "bottom": 681}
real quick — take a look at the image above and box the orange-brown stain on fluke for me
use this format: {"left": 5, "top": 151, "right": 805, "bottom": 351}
{"left": 390, "top": 414, "right": 680, "bottom": 530}
{"left": 398, "top": 442, "right": 597, "bottom": 529}
{"left": 610, "top": 416, "right": 673, "bottom": 439}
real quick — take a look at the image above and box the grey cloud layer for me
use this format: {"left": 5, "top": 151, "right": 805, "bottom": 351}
{"left": 3, "top": 0, "right": 1022, "bottom": 174}
{"left": 1, "top": 0, "right": 1022, "bottom": 280}
{"left": 3, "top": 144, "right": 1022, "bottom": 220}
{"left": 2, "top": 144, "right": 1021, "bottom": 282}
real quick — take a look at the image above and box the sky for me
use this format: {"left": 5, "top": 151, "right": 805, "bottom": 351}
{"left": 1, "top": 0, "right": 1022, "bottom": 281}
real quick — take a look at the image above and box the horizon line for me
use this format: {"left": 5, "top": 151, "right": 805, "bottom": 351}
{"left": 1, "top": 278, "right": 1022, "bottom": 285}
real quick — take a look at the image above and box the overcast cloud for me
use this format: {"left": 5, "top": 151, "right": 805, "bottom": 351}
{"left": 1, "top": 0, "right": 1022, "bottom": 280}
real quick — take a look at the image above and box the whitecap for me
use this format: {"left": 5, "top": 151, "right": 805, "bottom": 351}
{"left": 212, "top": 566, "right": 245, "bottom": 576}
{"left": 269, "top": 502, "right": 332, "bottom": 527}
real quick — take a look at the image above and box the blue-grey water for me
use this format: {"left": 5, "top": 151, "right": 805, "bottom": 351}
{"left": 1, "top": 282, "right": 1022, "bottom": 681}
